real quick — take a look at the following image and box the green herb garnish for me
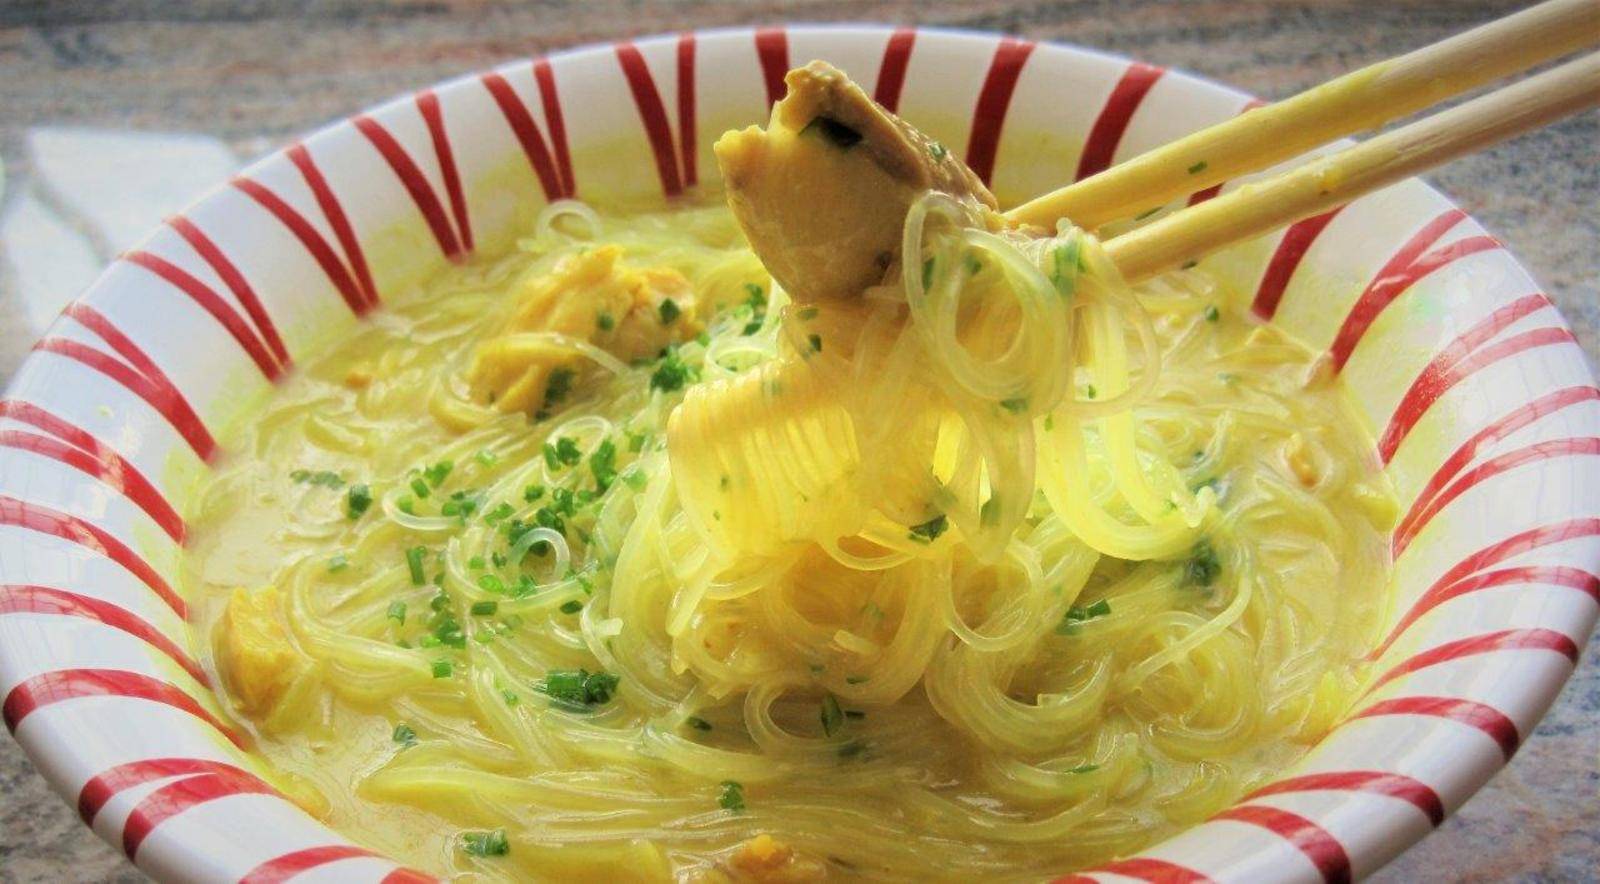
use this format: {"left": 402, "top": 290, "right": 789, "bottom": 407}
{"left": 908, "top": 514, "right": 948, "bottom": 544}
{"left": 1185, "top": 540, "right": 1222, "bottom": 587}
{"left": 718, "top": 780, "right": 746, "bottom": 812}
{"left": 289, "top": 469, "right": 344, "bottom": 489}
{"left": 345, "top": 483, "right": 373, "bottom": 519}
{"left": 462, "top": 829, "right": 509, "bottom": 857}
{"left": 658, "top": 298, "right": 681, "bottom": 325}
{"left": 405, "top": 546, "right": 427, "bottom": 586}
{"left": 820, "top": 694, "right": 844, "bottom": 737}
{"left": 538, "top": 668, "right": 621, "bottom": 710}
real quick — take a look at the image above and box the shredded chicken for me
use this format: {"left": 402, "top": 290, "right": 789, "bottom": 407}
{"left": 715, "top": 61, "right": 999, "bottom": 303}
{"left": 468, "top": 245, "right": 699, "bottom": 414}
{"left": 215, "top": 586, "right": 308, "bottom": 718}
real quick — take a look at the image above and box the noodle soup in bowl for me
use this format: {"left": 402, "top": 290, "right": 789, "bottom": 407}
{"left": 1, "top": 25, "right": 1594, "bottom": 884}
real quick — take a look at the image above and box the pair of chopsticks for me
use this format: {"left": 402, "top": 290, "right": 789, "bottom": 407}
{"left": 1005, "top": 0, "right": 1600, "bottom": 284}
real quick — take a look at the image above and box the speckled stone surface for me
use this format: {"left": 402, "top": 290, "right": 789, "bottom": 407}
{"left": 0, "top": 2, "right": 1594, "bottom": 881}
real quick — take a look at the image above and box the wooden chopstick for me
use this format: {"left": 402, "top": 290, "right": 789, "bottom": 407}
{"left": 1006, "top": 0, "right": 1600, "bottom": 232}
{"left": 1101, "top": 52, "right": 1600, "bottom": 284}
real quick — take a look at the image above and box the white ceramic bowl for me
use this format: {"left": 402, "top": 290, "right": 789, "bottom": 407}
{"left": 1, "top": 25, "right": 1594, "bottom": 884}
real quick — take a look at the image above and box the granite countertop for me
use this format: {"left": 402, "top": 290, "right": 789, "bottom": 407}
{"left": 0, "top": 2, "right": 1594, "bottom": 881}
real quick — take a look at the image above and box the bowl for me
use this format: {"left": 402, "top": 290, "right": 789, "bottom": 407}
{"left": 1, "top": 24, "right": 1594, "bottom": 883}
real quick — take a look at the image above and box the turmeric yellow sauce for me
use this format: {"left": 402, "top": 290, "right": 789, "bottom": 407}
{"left": 185, "top": 194, "right": 1395, "bottom": 882}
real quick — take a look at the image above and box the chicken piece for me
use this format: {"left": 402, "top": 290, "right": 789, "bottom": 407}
{"left": 215, "top": 586, "right": 307, "bottom": 718}
{"left": 723, "top": 835, "right": 828, "bottom": 882}
{"left": 715, "top": 61, "right": 998, "bottom": 303}
{"left": 468, "top": 245, "right": 699, "bottom": 414}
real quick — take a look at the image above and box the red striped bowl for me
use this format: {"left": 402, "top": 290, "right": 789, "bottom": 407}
{"left": 1, "top": 25, "right": 1594, "bottom": 883}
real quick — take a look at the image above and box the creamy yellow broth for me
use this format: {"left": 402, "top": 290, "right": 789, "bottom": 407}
{"left": 185, "top": 195, "right": 1395, "bottom": 882}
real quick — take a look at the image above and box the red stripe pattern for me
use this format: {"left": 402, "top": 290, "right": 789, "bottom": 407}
{"left": 1328, "top": 210, "right": 1497, "bottom": 371}
{"left": 1379, "top": 322, "right": 1575, "bottom": 466}
{"left": 1075, "top": 61, "right": 1165, "bottom": 182}
{"left": 1372, "top": 518, "right": 1600, "bottom": 660}
{"left": 754, "top": 27, "right": 789, "bottom": 108}
{"left": 3, "top": 669, "right": 244, "bottom": 748}
{"left": 874, "top": 28, "right": 916, "bottom": 112}
{"left": 481, "top": 66, "right": 574, "bottom": 203}
{"left": 676, "top": 34, "right": 698, "bottom": 188}
{"left": 36, "top": 303, "right": 218, "bottom": 461}
{"left": 234, "top": 146, "right": 380, "bottom": 316}
{"left": 240, "top": 845, "right": 383, "bottom": 884}
{"left": 0, "top": 399, "right": 184, "bottom": 542}
{"left": 1392, "top": 437, "right": 1600, "bottom": 557}
{"left": 1242, "top": 771, "right": 1445, "bottom": 826}
{"left": 1369, "top": 628, "right": 1579, "bottom": 694}
{"left": 1394, "top": 385, "right": 1600, "bottom": 557}
{"left": 0, "top": 586, "right": 204, "bottom": 684}
{"left": 122, "top": 764, "right": 278, "bottom": 856}
{"left": 616, "top": 42, "right": 687, "bottom": 198}
{"left": 1347, "top": 696, "right": 1520, "bottom": 760}
{"left": 353, "top": 97, "right": 473, "bottom": 262}
{"left": 1054, "top": 857, "right": 1213, "bottom": 884}
{"left": 1250, "top": 209, "right": 1342, "bottom": 319}
{"left": 0, "top": 495, "right": 185, "bottom": 616}
{"left": 966, "top": 38, "right": 1036, "bottom": 187}
{"left": 1213, "top": 805, "right": 1350, "bottom": 884}
{"left": 167, "top": 215, "right": 291, "bottom": 370}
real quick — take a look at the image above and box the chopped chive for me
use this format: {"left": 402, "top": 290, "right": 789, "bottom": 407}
{"left": 423, "top": 460, "right": 453, "bottom": 487}
{"left": 392, "top": 723, "right": 417, "bottom": 746}
{"left": 327, "top": 554, "right": 349, "bottom": 572}
{"left": 1184, "top": 540, "right": 1222, "bottom": 587}
{"left": 1068, "top": 763, "right": 1100, "bottom": 774}
{"left": 543, "top": 368, "right": 574, "bottom": 409}
{"left": 921, "top": 257, "right": 936, "bottom": 291}
{"left": 820, "top": 694, "right": 844, "bottom": 737}
{"left": 501, "top": 689, "right": 520, "bottom": 706}
{"left": 964, "top": 253, "right": 983, "bottom": 276}
{"left": 845, "top": 675, "right": 868, "bottom": 685}
{"left": 470, "top": 600, "right": 499, "bottom": 616}
{"left": 1181, "top": 259, "right": 1199, "bottom": 270}
{"left": 559, "top": 599, "right": 583, "bottom": 614}
{"left": 409, "top": 476, "right": 431, "bottom": 499}
{"left": 596, "top": 311, "right": 615, "bottom": 331}
{"left": 386, "top": 600, "right": 406, "bottom": 623}
{"left": 1204, "top": 305, "right": 1220, "bottom": 322}
{"left": 1057, "top": 598, "right": 1112, "bottom": 634}
{"left": 658, "top": 298, "right": 682, "bottom": 325}
{"left": 477, "top": 574, "right": 506, "bottom": 594}
{"left": 686, "top": 716, "right": 712, "bottom": 731}
{"left": 649, "top": 348, "right": 693, "bottom": 393}
{"left": 1134, "top": 206, "right": 1162, "bottom": 221}
{"left": 345, "top": 483, "right": 372, "bottom": 519}
{"left": 928, "top": 141, "right": 947, "bottom": 161}
{"left": 622, "top": 466, "right": 648, "bottom": 490}
{"left": 807, "top": 333, "right": 823, "bottom": 353}
{"left": 1086, "top": 384, "right": 1097, "bottom": 400}
{"left": 908, "top": 514, "right": 948, "bottom": 544}
{"left": 1000, "top": 397, "right": 1028, "bottom": 414}
{"left": 717, "top": 780, "right": 746, "bottom": 812}
{"left": 462, "top": 829, "right": 509, "bottom": 857}
{"left": 589, "top": 438, "right": 618, "bottom": 492}
{"left": 405, "top": 546, "right": 427, "bottom": 586}
{"left": 980, "top": 497, "right": 1001, "bottom": 527}
{"left": 431, "top": 659, "right": 453, "bottom": 679}
{"left": 476, "top": 449, "right": 499, "bottom": 467}
{"left": 1187, "top": 160, "right": 1208, "bottom": 174}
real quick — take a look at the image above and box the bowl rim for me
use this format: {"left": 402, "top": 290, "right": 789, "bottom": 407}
{"left": 1, "top": 22, "right": 1595, "bottom": 884}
